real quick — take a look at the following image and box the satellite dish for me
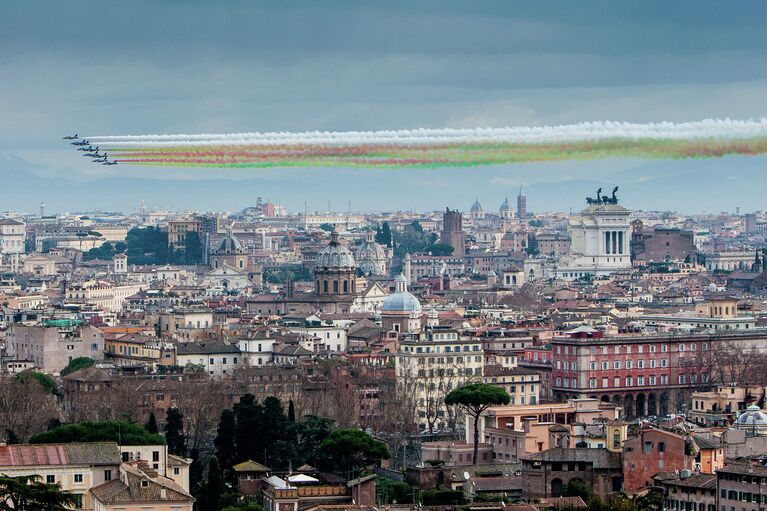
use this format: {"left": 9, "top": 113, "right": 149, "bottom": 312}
{"left": 463, "top": 471, "right": 471, "bottom": 480}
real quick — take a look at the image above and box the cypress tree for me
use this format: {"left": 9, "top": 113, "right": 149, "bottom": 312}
{"left": 145, "top": 412, "right": 159, "bottom": 434}
{"left": 165, "top": 408, "right": 186, "bottom": 456}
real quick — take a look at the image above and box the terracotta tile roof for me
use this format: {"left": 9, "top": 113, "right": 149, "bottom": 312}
{"left": 0, "top": 442, "right": 120, "bottom": 467}
{"left": 90, "top": 463, "right": 193, "bottom": 504}
{"left": 233, "top": 460, "right": 270, "bottom": 472}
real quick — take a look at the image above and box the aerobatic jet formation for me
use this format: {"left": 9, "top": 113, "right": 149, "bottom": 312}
{"left": 63, "top": 135, "right": 117, "bottom": 165}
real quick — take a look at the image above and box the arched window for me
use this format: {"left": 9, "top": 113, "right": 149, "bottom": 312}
{"left": 239, "top": 259, "right": 244, "bottom": 269}
{"left": 343, "top": 280, "right": 348, "bottom": 293}
{"left": 316, "top": 281, "right": 320, "bottom": 293}
{"left": 323, "top": 280, "right": 328, "bottom": 293}
{"left": 333, "top": 280, "right": 339, "bottom": 293}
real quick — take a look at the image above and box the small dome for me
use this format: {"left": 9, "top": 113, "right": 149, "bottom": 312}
{"left": 470, "top": 199, "right": 484, "bottom": 212}
{"left": 500, "top": 197, "right": 511, "bottom": 211}
{"left": 316, "top": 230, "right": 356, "bottom": 270}
{"left": 382, "top": 274, "right": 422, "bottom": 313}
{"left": 215, "top": 230, "right": 244, "bottom": 254}
{"left": 382, "top": 292, "right": 422, "bottom": 313}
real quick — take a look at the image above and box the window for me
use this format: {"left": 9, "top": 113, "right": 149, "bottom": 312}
{"left": 46, "top": 475, "right": 55, "bottom": 484}
{"left": 153, "top": 451, "right": 160, "bottom": 462}
{"left": 104, "top": 469, "right": 112, "bottom": 481}
{"left": 74, "top": 473, "right": 83, "bottom": 483}
{"left": 658, "top": 442, "right": 665, "bottom": 452}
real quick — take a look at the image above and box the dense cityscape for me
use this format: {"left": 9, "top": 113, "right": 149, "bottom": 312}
{"left": 5, "top": 2, "right": 767, "bottom": 511}
{"left": 1, "top": 190, "right": 767, "bottom": 511}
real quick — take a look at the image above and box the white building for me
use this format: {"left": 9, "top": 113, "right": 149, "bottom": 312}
{"left": 66, "top": 281, "right": 145, "bottom": 312}
{"left": 0, "top": 218, "right": 25, "bottom": 254}
{"left": 175, "top": 342, "right": 242, "bottom": 377}
{"left": 396, "top": 328, "right": 484, "bottom": 432}
{"left": 556, "top": 201, "right": 632, "bottom": 279}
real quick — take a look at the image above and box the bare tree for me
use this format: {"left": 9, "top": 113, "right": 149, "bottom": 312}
{"left": 0, "top": 376, "right": 59, "bottom": 442}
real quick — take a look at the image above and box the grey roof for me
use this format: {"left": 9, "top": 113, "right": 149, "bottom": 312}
{"left": 176, "top": 342, "right": 240, "bottom": 355}
{"left": 472, "top": 476, "right": 523, "bottom": 492}
{"left": 274, "top": 344, "right": 313, "bottom": 356}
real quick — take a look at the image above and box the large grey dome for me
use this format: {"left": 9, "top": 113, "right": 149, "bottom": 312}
{"left": 382, "top": 274, "right": 422, "bottom": 313}
{"left": 215, "top": 230, "right": 244, "bottom": 254}
{"left": 470, "top": 199, "right": 484, "bottom": 212}
{"left": 316, "top": 230, "right": 356, "bottom": 270}
{"left": 736, "top": 405, "right": 767, "bottom": 427}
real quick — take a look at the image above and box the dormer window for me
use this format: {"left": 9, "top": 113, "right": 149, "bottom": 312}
{"left": 141, "top": 479, "right": 149, "bottom": 488}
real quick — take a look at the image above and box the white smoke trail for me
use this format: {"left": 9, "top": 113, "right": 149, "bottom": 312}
{"left": 85, "top": 118, "right": 767, "bottom": 147}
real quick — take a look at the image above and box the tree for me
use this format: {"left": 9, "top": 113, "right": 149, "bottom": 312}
{"left": 189, "top": 448, "right": 204, "bottom": 490}
{"left": 145, "top": 412, "right": 159, "bottom": 434}
{"left": 214, "top": 409, "right": 237, "bottom": 482}
{"left": 30, "top": 420, "right": 164, "bottom": 445}
{"left": 221, "top": 504, "right": 267, "bottom": 511}
{"left": 288, "top": 400, "right": 296, "bottom": 422}
{"left": 60, "top": 357, "right": 95, "bottom": 377}
{"left": 392, "top": 221, "right": 437, "bottom": 257}
{"left": 565, "top": 478, "right": 593, "bottom": 501}
{"left": 445, "top": 383, "right": 510, "bottom": 464}
{"left": 320, "top": 429, "right": 389, "bottom": 476}
{"left": 291, "top": 415, "right": 333, "bottom": 469}
{"left": 233, "top": 394, "right": 262, "bottom": 463}
{"left": 126, "top": 227, "right": 170, "bottom": 265}
{"left": 0, "top": 475, "right": 78, "bottom": 511}
{"left": 205, "top": 456, "right": 225, "bottom": 511}
{"left": 184, "top": 232, "right": 203, "bottom": 265}
{"left": 376, "top": 223, "right": 392, "bottom": 247}
{"left": 16, "top": 371, "right": 56, "bottom": 395}
{"left": 0, "top": 376, "right": 59, "bottom": 443}
{"left": 424, "top": 243, "right": 454, "bottom": 256}
{"left": 165, "top": 408, "right": 186, "bottom": 456}
{"left": 319, "top": 223, "right": 334, "bottom": 232}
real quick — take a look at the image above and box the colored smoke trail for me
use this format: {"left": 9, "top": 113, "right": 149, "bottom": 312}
{"left": 78, "top": 119, "right": 767, "bottom": 168}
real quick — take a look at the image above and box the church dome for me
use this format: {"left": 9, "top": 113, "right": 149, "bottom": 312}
{"left": 316, "top": 230, "right": 356, "bottom": 270}
{"left": 215, "top": 230, "right": 244, "bottom": 254}
{"left": 470, "top": 199, "right": 484, "bottom": 212}
{"left": 382, "top": 274, "right": 422, "bottom": 313}
{"left": 500, "top": 197, "right": 511, "bottom": 211}
{"left": 356, "top": 231, "right": 388, "bottom": 275}
{"left": 736, "top": 405, "right": 767, "bottom": 428}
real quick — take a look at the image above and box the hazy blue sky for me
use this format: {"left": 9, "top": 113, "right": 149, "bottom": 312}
{"left": 3, "top": 1, "right": 767, "bottom": 214}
